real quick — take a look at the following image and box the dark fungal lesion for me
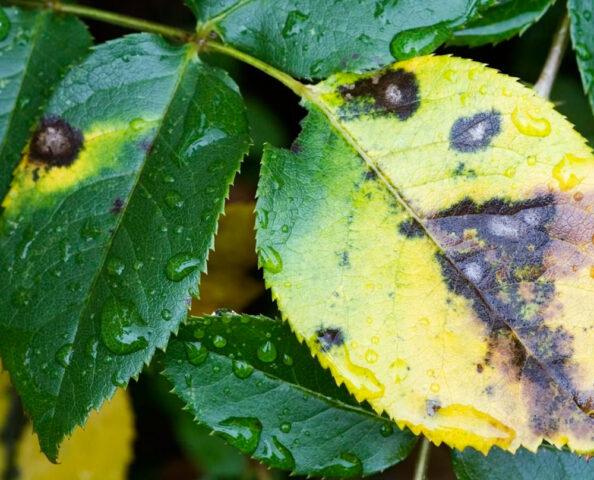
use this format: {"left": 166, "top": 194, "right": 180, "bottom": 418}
{"left": 449, "top": 110, "right": 501, "bottom": 153}
{"left": 339, "top": 69, "right": 420, "bottom": 121}
{"left": 428, "top": 194, "right": 594, "bottom": 433}
{"left": 29, "top": 115, "right": 84, "bottom": 167}
{"left": 398, "top": 218, "right": 425, "bottom": 238}
{"left": 316, "top": 327, "right": 344, "bottom": 352}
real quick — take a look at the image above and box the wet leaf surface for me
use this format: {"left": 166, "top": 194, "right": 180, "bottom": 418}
{"left": 569, "top": 0, "right": 594, "bottom": 117}
{"left": 0, "top": 33, "right": 250, "bottom": 459}
{"left": 163, "top": 312, "right": 417, "bottom": 476}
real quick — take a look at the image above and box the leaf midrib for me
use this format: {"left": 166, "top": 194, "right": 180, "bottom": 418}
{"left": 44, "top": 48, "right": 195, "bottom": 447}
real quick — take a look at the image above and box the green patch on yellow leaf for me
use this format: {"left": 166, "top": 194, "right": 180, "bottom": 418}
{"left": 257, "top": 56, "right": 594, "bottom": 455}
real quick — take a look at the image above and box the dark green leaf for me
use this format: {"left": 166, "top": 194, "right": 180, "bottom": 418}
{"left": 187, "top": 0, "right": 482, "bottom": 78}
{"left": 450, "top": 0, "right": 555, "bottom": 47}
{"left": 0, "top": 6, "right": 91, "bottom": 199}
{"left": 0, "top": 33, "right": 250, "bottom": 460}
{"left": 163, "top": 312, "right": 417, "bottom": 477}
{"left": 452, "top": 445, "right": 594, "bottom": 480}
{"left": 569, "top": 0, "right": 594, "bottom": 116}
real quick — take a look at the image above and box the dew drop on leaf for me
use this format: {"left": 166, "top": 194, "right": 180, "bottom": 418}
{"left": 280, "top": 421, "right": 292, "bottom": 433}
{"left": 107, "top": 257, "right": 125, "bottom": 277}
{"left": 511, "top": 107, "right": 551, "bottom": 137}
{"left": 166, "top": 252, "right": 201, "bottom": 282}
{"left": 160, "top": 308, "right": 172, "bottom": 321}
{"left": 257, "top": 340, "right": 277, "bottom": 363}
{"left": 232, "top": 359, "right": 254, "bottom": 379}
{"left": 0, "top": 8, "right": 11, "bottom": 41}
{"left": 380, "top": 423, "right": 394, "bottom": 437}
{"left": 282, "top": 353, "right": 293, "bottom": 366}
{"left": 314, "top": 452, "right": 363, "bottom": 477}
{"left": 259, "top": 246, "right": 283, "bottom": 273}
{"left": 184, "top": 341, "right": 208, "bottom": 366}
{"left": 165, "top": 191, "right": 184, "bottom": 209}
{"left": 55, "top": 343, "right": 74, "bottom": 368}
{"left": 261, "top": 436, "right": 296, "bottom": 470}
{"left": 212, "top": 335, "right": 227, "bottom": 348}
{"left": 390, "top": 23, "right": 450, "bottom": 60}
{"left": 100, "top": 298, "right": 148, "bottom": 355}
{"left": 212, "top": 417, "right": 262, "bottom": 454}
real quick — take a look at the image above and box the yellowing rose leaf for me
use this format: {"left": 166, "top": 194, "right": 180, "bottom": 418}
{"left": 0, "top": 370, "right": 11, "bottom": 476}
{"left": 191, "top": 201, "right": 262, "bottom": 315}
{"left": 16, "top": 389, "right": 134, "bottom": 480}
{"left": 256, "top": 55, "right": 594, "bottom": 455}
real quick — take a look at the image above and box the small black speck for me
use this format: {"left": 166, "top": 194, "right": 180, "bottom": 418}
{"left": 364, "top": 169, "right": 377, "bottom": 181}
{"left": 316, "top": 327, "right": 344, "bottom": 351}
{"left": 110, "top": 198, "right": 124, "bottom": 214}
{"left": 338, "top": 251, "right": 350, "bottom": 267}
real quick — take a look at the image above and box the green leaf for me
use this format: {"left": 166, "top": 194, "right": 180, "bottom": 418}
{"left": 187, "top": 0, "right": 483, "bottom": 78}
{"left": 451, "top": 445, "right": 594, "bottom": 479}
{"left": 162, "top": 312, "right": 417, "bottom": 477}
{"left": 0, "top": 33, "right": 250, "bottom": 460}
{"left": 569, "top": 0, "right": 594, "bottom": 116}
{"left": 450, "top": 0, "right": 556, "bottom": 47}
{"left": 0, "top": 6, "right": 91, "bottom": 200}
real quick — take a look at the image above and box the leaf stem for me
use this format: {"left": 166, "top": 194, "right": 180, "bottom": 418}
{"left": 413, "top": 437, "right": 432, "bottom": 480}
{"left": 3, "top": 0, "right": 193, "bottom": 41}
{"left": 534, "top": 13, "right": 570, "bottom": 99}
{"left": 205, "top": 41, "right": 309, "bottom": 97}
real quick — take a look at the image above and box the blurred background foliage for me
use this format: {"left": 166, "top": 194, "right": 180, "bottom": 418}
{"left": 1, "top": 0, "right": 592, "bottom": 479}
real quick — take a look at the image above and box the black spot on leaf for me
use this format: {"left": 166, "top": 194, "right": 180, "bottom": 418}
{"left": 398, "top": 218, "right": 425, "bottom": 238}
{"left": 316, "top": 327, "right": 344, "bottom": 351}
{"left": 29, "top": 115, "right": 83, "bottom": 167}
{"left": 339, "top": 69, "right": 420, "bottom": 120}
{"left": 111, "top": 198, "right": 124, "bottom": 214}
{"left": 449, "top": 110, "right": 501, "bottom": 153}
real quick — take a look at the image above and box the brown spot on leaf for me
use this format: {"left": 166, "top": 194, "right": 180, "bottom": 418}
{"left": 29, "top": 116, "right": 83, "bottom": 167}
{"left": 339, "top": 69, "right": 420, "bottom": 120}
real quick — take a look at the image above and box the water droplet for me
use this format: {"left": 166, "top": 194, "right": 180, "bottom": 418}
{"left": 575, "top": 42, "right": 592, "bottom": 61}
{"left": 503, "top": 166, "right": 517, "bottom": 178}
{"left": 111, "top": 372, "right": 126, "bottom": 387}
{"left": 257, "top": 341, "right": 277, "bottom": 363}
{"left": 81, "top": 222, "right": 101, "bottom": 241}
{"left": 390, "top": 358, "right": 409, "bottom": 383}
{"left": 11, "top": 287, "right": 32, "bottom": 307}
{"left": 314, "top": 452, "right": 363, "bottom": 477}
{"left": 259, "top": 246, "right": 283, "bottom": 274}
{"left": 282, "top": 354, "right": 293, "bottom": 366}
{"left": 258, "top": 209, "right": 269, "bottom": 229}
{"left": 552, "top": 153, "right": 586, "bottom": 191}
{"left": 213, "top": 335, "right": 227, "bottom": 348}
{"left": 85, "top": 338, "right": 98, "bottom": 359}
{"left": 280, "top": 422, "right": 292, "bottom": 433}
{"left": 165, "top": 191, "right": 184, "bottom": 209}
{"left": 100, "top": 298, "right": 148, "bottom": 355}
{"left": 365, "top": 349, "right": 378, "bottom": 364}
{"left": 390, "top": 23, "right": 450, "bottom": 60}
{"left": 213, "top": 417, "right": 262, "bottom": 454}
{"left": 232, "top": 359, "right": 254, "bottom": 379}
{"left": 166, "top": 252, "right": 201, "bottom": 281}
{"left": 129, "top": 117, "right": 149, "bottom": 131}
{"left": 261, "top": 436, "right": 295, "bottom": 470}
{"left": 380, "top": 423, "right": 394, "bottom": 437}
{"left": 107, "top": 257, "right": 125, "bottom": 276}
{"left": 0, "top": 8, "right": 11, "bottom": 41}
{"left": 511, "top": 107, "right": 551, "bottom": 137}
{"left": 526, "top": 155, "right": 537, "bottom": 166}
{"left": 55, "top": 343, "right": 74, "bottom": 368}
{"left": 193, "top": 327, "right": 205, "bottom": 339}
{"left": 282, "top": 10, "right": 309, "bottom": 38}
{"left": 343, "top": 348, "right": 385, "bottom": 399}
{"left": 430, "top": 382, "right": 440, "bottom": 393}
{"left": 185, "top": 341, "right": 208, "bottom": 366}
{"left": 160, "top": 308, "right": 172, "bottom": 321}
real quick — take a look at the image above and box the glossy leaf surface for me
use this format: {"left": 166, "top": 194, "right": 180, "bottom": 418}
{"left": 569, "top": 0, "right": 594, "bottom": 116}
{"left": 452, "top": 445, "right": 594, "bottom": 479}
{"left": 0, "top": 33, "right": 250, "bottom": 459}
{"left": 163, "top": 313, "right": 417, "bottom": 476}
{"left": 257, "top": 56, "right": 594, "bottom": 454}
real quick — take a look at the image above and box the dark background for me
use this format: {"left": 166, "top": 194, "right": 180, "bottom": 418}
{"left": 74, "top": 1, "right": 592, "bottom": 479}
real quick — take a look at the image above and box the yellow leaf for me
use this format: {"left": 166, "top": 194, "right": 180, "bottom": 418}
{"left": 191, "top": 202, "right": 263, "bottom": 315}
{"left": 257, "top": 56, "right": 594, "bottom": 455}
{"left": 16, "top": 389, "right": 134, "bottom": 480}
{"left": 0, "top": 370, "right": 11, "bottom": 476}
